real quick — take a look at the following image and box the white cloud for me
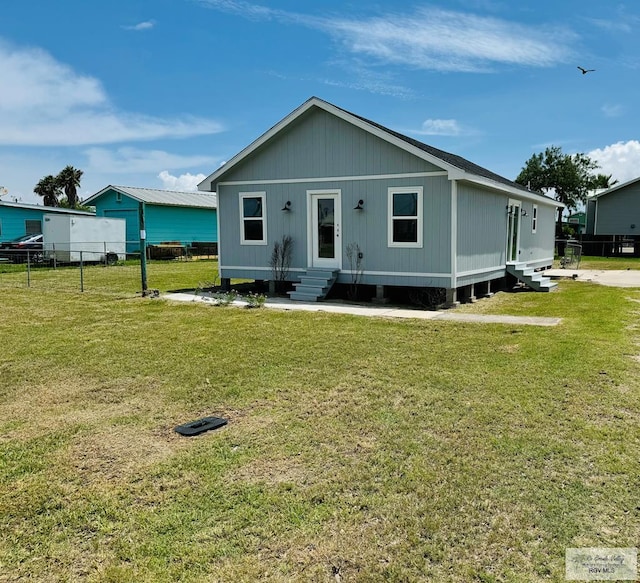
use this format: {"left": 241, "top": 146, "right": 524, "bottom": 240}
{"left": 586, "top": 17, "right": 632, "bottom": 33}
{"left": 588, "top": 140, "right": 640, "bottom": 184}
{"left": 85, "top": 147, "right": 217, "bottom": 174}
{"left": 415, "top": 119, "right": 464, "bottom": 136}
{"left": 0, "top": 41, "right": 224, "bottom": 146}
{"left": 158, "top": 171, "right": 207, "bottom": 192}
{"left": 122, "top": 21, "right": 155, "bottom": 31}
{"left": 198, "top": 1, "right": 575, "bottom": 72}
{"left": 325, "top": 8, "right": 573, "bottom": 72}
{"left": 196, "top": 0, "right": 280, "bottom": 21}
{"left": 601, "top": 103, "right": 625, "bottom": 118}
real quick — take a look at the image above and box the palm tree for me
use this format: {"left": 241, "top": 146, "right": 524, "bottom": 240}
{"left": 590, "top": 173, "right": 619, "bottom": 190}
{"left": 34, "top": 175, "right": 61, "bottom": 207}
{"left": 56, "top": 165, "right": 83, "bottom": 208}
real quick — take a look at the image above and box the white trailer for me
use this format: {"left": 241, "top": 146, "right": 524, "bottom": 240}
{"left": 43, "top": 214, "right": 126, "bottom": 263}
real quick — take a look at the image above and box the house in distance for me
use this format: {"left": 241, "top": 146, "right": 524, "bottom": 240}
{"left": 198, "top": 97, "right": 560, "bottom": 304}
{"left": 0, "top": 200, "right": 94, "bottom": 241}
{"left": 83, "top": 186, "right": 218, "bottom": 256}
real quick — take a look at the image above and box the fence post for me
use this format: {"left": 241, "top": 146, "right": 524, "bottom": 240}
{"left": 139, "top": 202, "right": 148, "bottom": 295}
{"left": 26, "top": 250, "right": 31, "bottom": 288}
{"left": 80, "top": 251, "right": 84, "bottom": 292}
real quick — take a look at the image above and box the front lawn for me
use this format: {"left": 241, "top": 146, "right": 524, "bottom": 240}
{"left": 0, "top": 272, "right": 638, "bottom": 581}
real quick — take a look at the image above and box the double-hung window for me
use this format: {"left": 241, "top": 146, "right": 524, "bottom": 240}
{"left": 239, "top": 192, "right": 267, "bottom": 245}
{"left": 25, "top": 220, "right": 42, "bottom": 235}
{"left": 388, "top": 186, "right": 423, "bottom": 248}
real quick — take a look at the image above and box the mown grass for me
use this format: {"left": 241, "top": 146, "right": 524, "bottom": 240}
{"left": 0, "top": 264, "right": 639, "bottom": 582}
{"left": 552, "top": 254, "right": 640, "bottom": 270}
{"left": 0, "top": 259, "right": 219, "bottom": 295}
{"left": 575, "top": 255, "right": 640, "bottom": 270}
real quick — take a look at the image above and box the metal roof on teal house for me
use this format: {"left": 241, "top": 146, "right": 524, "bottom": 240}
{"left": 82, "top": 186, "right": 217, "bottom": 252}
{"left": 0, "top": 201, "right": 94, "bottom": 242}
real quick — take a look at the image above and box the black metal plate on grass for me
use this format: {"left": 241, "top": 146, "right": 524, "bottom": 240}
{"left": 175, "top": 416, "right": 227, "bottom": 436}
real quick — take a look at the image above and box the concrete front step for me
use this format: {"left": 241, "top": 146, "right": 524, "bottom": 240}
{"left": 299, "top": 276, "right": 332, "bottom": 286}
{"left": 288, "top": 291, "right": 320, "bottom": 302}
{"left": 507, "top": 263, "right": 557, "bottom": 292}
{"left": 289, "top": 268, "right": 339, "bottom": 301}
{"left": 292, "top": 284, "right": 329, "bottom": 295}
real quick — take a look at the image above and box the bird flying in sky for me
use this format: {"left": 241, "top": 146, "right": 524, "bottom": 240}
{"left": 577, "top": 66, "right": 595, "bottom": 74}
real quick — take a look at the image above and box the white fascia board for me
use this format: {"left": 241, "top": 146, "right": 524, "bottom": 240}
{"left": 458, "top": 176, "right": 563, "bottom": 208}
{"left": 198, "top": 98, "right": 322, "bottom": 191}
{"left": 82, "top": 185, "right": 142, "bottom": 206}
{"left": 196, "top": 96, "right": 562, "bottom": 211}
{"left": 591, "top": 176, "right": 640, "bottom": 199}
{"left": 197, "top": 97, "right": 466, "bottom": 191}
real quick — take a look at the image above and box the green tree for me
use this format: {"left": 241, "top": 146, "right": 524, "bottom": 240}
{"left": 56, "top": 165, "right": 83, "bottom": 208}
{"left": 515, "top": 146, "right": 600, "bottom": 235}
{"left": 34, "top": 175, "right": 62, "bottom": 207}
{"left": 590, "top": 173, "right": 618, "bottom": 190}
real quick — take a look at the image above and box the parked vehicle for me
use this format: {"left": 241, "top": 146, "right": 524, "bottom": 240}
{"left": 0, "top": 233, "right": 44, "bottom": 263}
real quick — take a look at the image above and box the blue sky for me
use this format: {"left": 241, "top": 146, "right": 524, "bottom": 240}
{"left": 1, "top": 0, "right": 639, "bottom": 205}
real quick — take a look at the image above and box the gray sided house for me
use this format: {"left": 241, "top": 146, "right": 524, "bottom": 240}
{"left": 585, "top": 177, "right": 640, "bottom": 256}
{"left": 198, "top": 97, "right": 560, "bottom": 303}
{"left": 83, "top": 186, "right": 218, "bottom": 254}
{"left": 586, "top": 177, "right": 640, "bottom": 235}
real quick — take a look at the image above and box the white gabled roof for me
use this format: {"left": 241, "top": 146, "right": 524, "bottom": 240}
{"left": 198, "top": 96, "right": 560, "bottom": 208}
{"left": 83, "top": 185, "right": 217, "bottom": 209}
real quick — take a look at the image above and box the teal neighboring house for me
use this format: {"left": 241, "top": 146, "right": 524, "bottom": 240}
{"left": 82, "top": 186, "right": 218, "bottom": 253}
{"left": 0, "top": 201, "right": 94, "bottom": 242}
{"left": 567, "top": 211, "right": 586, "bottom": 234}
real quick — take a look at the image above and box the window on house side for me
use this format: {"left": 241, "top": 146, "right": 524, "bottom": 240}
{"left": 240, "top": 192, "right": 267, "bottom": 245}
{"left": 532, "top": 205, "right": 538, "bottom": 234}
{"left": 388, "top": 187, "right": 423, "bottom": 248}
{"left": 25, "top": 220, "right": 42, "bottom": 235}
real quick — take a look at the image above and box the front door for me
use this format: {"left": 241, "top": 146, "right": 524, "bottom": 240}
{"left": 309, "top": 191, "right": 341, "bottom": 269}
{"left": 506, "top": 199, "right": 521, "bottom": 263}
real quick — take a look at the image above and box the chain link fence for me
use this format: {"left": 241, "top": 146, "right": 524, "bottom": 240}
{"left": 0, "top": 242, "right": 218, "bottom": 294}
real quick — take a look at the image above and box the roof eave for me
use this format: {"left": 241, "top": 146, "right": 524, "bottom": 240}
{"left": 82, "top": 185, "right": 143, "bottom": 206}
{"left": 457, "top": 175, "right": 563, "bottom": 207}
{"left": 591, "top": 176, "right": 640, "bottom": 199}
{"left": 197, "top": 97, "right": 562, "bottom": 207}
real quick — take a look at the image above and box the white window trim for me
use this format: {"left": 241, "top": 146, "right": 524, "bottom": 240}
{"left": 532, "top": 204, "right": 538, "bottom": 234}
{"left": 387, "top": 186, "right": 423, "bottom": 248}
{"left": 115, "top": 191, "right": 122, "bottom": 202}
{"left": 239, "top": 192, "right": 267, "bottom": 245}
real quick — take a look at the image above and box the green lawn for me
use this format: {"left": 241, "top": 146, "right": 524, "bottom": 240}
{"left": 0, "top": 263, "right": 638, "bottom": 582}
{"left": 574, "top": 255, "right": 640, "bottom": 270}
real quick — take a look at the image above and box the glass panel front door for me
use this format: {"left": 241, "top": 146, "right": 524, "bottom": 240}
{"left": 507, "top": 200, "right": 521, "bottom": 262}
{"left": 310, "top": 192, "right": 341, "bottom": 268}
{"left": 317, "top": 198, "right": 335, "bottom": 259}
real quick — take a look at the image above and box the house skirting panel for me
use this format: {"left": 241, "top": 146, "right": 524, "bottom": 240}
{"left": 337, "top": 273, "right": 452, "bottom": 288}
{"left": 455, "top": 267, "right": 506, "bottom": 287}
{"left": 220, "top": 266, "right": 305, "bottom": 281}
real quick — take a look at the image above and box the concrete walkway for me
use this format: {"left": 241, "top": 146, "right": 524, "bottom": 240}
{"left": 164, "top": 292, "right": 561, "bottom": 326}
{"left": 162, "top": 268, "right": 640, "bottom": 325}
{"left": 545, "top": 269, "right": 640, "bottom": 288}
